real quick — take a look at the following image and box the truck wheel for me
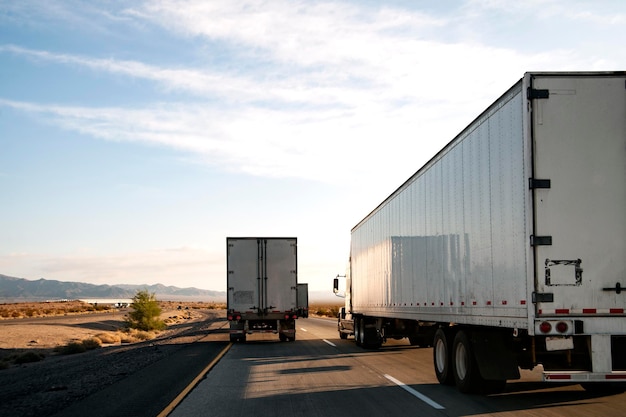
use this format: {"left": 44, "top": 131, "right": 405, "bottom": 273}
{"left": 362, "top": 318, "right": 382, "bottom": 349}
{"left": 452, "top": 330, "right": 482, "bottom": 393}
{"left": 354, "top": 317, "right": 363, "bottom": 346}
{"left": 433, "top": 329, "right": 454, "bottom": 385}
{"left": 340, "top": 331, "right": 348, "bottom": 340}
{"left": 279, "top": 333, "right": 287, "bottom": 342}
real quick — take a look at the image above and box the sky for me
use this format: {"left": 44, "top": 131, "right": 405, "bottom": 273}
{"left": 1, "top": 0, "right": 624, "bottom": 295}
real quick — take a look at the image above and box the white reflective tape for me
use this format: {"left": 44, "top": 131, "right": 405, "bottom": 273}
{"left": 384, "top": 374, "right": 445, "bottom": 410}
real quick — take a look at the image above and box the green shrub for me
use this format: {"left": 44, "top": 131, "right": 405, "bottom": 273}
{"left": 125, "top": 290, "right": 166, "bottom": 331}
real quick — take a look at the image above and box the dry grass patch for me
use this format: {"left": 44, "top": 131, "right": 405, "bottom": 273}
{"left": 94, "top": 332, "right": 121, "bottom": 344}
{"left": 0, "top": 301, "right": 109, "bottom": 319}
{"left": 118, "top": 328, "right": 156, "bottom": 344}
{"left": 56, "top": 337, "right": 102, "bottom": 355}
{"left": 309, "top": 303, "right": 342, "bottom": 318}
{"left": 159, "top": 301, "right": 226, "bottom": 311}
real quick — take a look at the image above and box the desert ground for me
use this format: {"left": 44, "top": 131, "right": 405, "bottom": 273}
{"left": 0, "top": 300, "right": 215, "bottom": 352}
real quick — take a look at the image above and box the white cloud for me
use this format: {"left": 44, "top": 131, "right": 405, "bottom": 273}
{"left": 2, "top": 1, "right": 622, "bottom": 187}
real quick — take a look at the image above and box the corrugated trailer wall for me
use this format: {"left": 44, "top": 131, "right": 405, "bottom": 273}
{"left": 351, "top": 81, "right": 530, "bottom": 328}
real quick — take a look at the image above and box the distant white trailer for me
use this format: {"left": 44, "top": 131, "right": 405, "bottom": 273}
{"left": 80, "top": 299, "right": 132, "bottom": 307}
{"left": 335, "top": 72, "right": 626, "bottom": 393}
{"left": 297, "top": 283, "right": 309, "bottom": 318}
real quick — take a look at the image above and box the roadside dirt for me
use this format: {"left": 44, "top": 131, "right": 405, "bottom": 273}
{"left": 0, "top": 305, "right": 226, "bottom": 417}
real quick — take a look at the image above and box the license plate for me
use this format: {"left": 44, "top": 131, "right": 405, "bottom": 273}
{"left": 546, "top": 336, "right": 574, "bottom": 351}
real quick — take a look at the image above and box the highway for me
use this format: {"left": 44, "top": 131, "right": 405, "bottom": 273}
{"left": 169, "top": 317, "right": 626, "bottom": 417}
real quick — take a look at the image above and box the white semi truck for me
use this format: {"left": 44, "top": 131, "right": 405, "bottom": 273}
{"left": 227, "top": 237, "right": 298, "bottom": 342}
{"left": 334, "top": 72, "right": 626, "bottom": 393}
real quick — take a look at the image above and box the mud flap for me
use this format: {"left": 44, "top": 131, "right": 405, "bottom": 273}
{"left": 471, "top": 331, "right": 520, "bottom": 380}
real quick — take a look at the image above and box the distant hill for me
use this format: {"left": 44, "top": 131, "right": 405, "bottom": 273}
{"left": 0, "top": 274, "right": 225, "bottom": 302}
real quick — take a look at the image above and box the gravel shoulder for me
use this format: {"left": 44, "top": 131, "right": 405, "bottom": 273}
{"left": 0, "top": 307, "right": 226, "bottom": 417}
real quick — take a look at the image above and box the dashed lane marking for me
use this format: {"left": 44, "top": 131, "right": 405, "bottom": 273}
{"left": 384, "top": 374, "right": 445, "bottom": 410}
{"left": 322, "top": 339, "right": 336, "bottom": 347}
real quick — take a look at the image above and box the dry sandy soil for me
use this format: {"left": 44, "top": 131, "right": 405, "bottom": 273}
{"left": 0, "top": 302, "right": 206, "bottom": 350}
{"left": 0, "top": 303, "right": 225, "bottom": 417}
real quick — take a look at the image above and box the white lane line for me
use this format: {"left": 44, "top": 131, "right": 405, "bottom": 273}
{"left": 384, "top": 374, "right": 445, "bottom": 410}
{"left": 300, "top": 328, "right": 308, "bottom": 331}
{"left": 322, "top": 339, "right": 336, "bottom": 347}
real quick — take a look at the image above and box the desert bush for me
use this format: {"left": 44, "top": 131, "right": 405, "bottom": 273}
{"left": 81, "top": 337, "right": 102, "bottom": 350}
{"left": 57, "top": 337, "right": 103, "bottom": 354}
{"left": 14, "top": 351, "right": 45, "bottom": 364}
{"left": 125, "top": 290, "right": 166, "bottom": 331}
{"left": 133, "top": 330, "right": 155, "bottom": 341}
{"left": 59, "top": 341, "right": 87, "bottom": 355}
{"left": 95, "top": 332, "right": 121, "bottom": 344}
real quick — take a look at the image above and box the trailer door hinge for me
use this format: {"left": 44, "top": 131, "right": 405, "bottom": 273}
{"left": 529, "top": 178, "right": 551, "bottom": 189}
{"left": 528, "top": 88, "right": 549, "bottom": 100}
{"left": 531, "top": 235, "right": 552, "bottom": 246}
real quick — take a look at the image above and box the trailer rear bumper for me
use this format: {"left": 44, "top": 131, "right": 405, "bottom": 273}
{"left": 544, "top": 371, "right": 626, "bottom": 382}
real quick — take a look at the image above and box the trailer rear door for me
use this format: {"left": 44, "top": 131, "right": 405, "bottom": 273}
{"left": 227, "top": 237, "right": 297, "bottom": 314}
{"left": 529, "top": 74, "right": 626, "bottom": 316}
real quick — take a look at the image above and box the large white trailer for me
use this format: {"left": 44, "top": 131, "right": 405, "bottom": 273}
{"left": 335, "top": 72, "right": 626, "bottom": 393}
{"left": 227, "top": 237, "right": 298, "bottom": 342}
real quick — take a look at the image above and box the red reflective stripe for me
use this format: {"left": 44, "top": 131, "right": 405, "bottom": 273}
{"left": 555, "top": 309, "right": 569, "bottom": 314}
{"left": 521, "top": 300, "right": 527, "bottom": 305}
{"left": 546, "top": 374, "right": 571, "bottom": 380}
{"left": 606, "top": 374, "right": 626, "bottom": 380}
{"left": 610, "top": 308, "right": 625, "bottom": 314}
{"left": 583, "top": 308, "right": 596, "bottom": 314}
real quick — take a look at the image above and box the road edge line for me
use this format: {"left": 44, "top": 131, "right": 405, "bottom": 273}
{"left": 157, "top": 342, "right": 233, "bottom": 417}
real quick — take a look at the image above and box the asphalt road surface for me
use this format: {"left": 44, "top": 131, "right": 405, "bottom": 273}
{"left": 169, "top": 317, "right": 626, "bottom": 417}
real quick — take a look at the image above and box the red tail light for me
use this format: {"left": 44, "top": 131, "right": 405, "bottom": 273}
{"left": 556, "top": 321, "right": 569, "bottom": 333}
{"left": 539, "top": 321, "right": 552, "bottom": 333}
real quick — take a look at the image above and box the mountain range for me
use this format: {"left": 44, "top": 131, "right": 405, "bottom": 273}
{"left": 0, "top": 274, "right": 225, "bottom": 302}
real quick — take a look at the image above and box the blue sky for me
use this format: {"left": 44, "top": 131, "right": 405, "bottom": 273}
{"left": 1, "top": 0, "right": 624, "bottom": 294}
